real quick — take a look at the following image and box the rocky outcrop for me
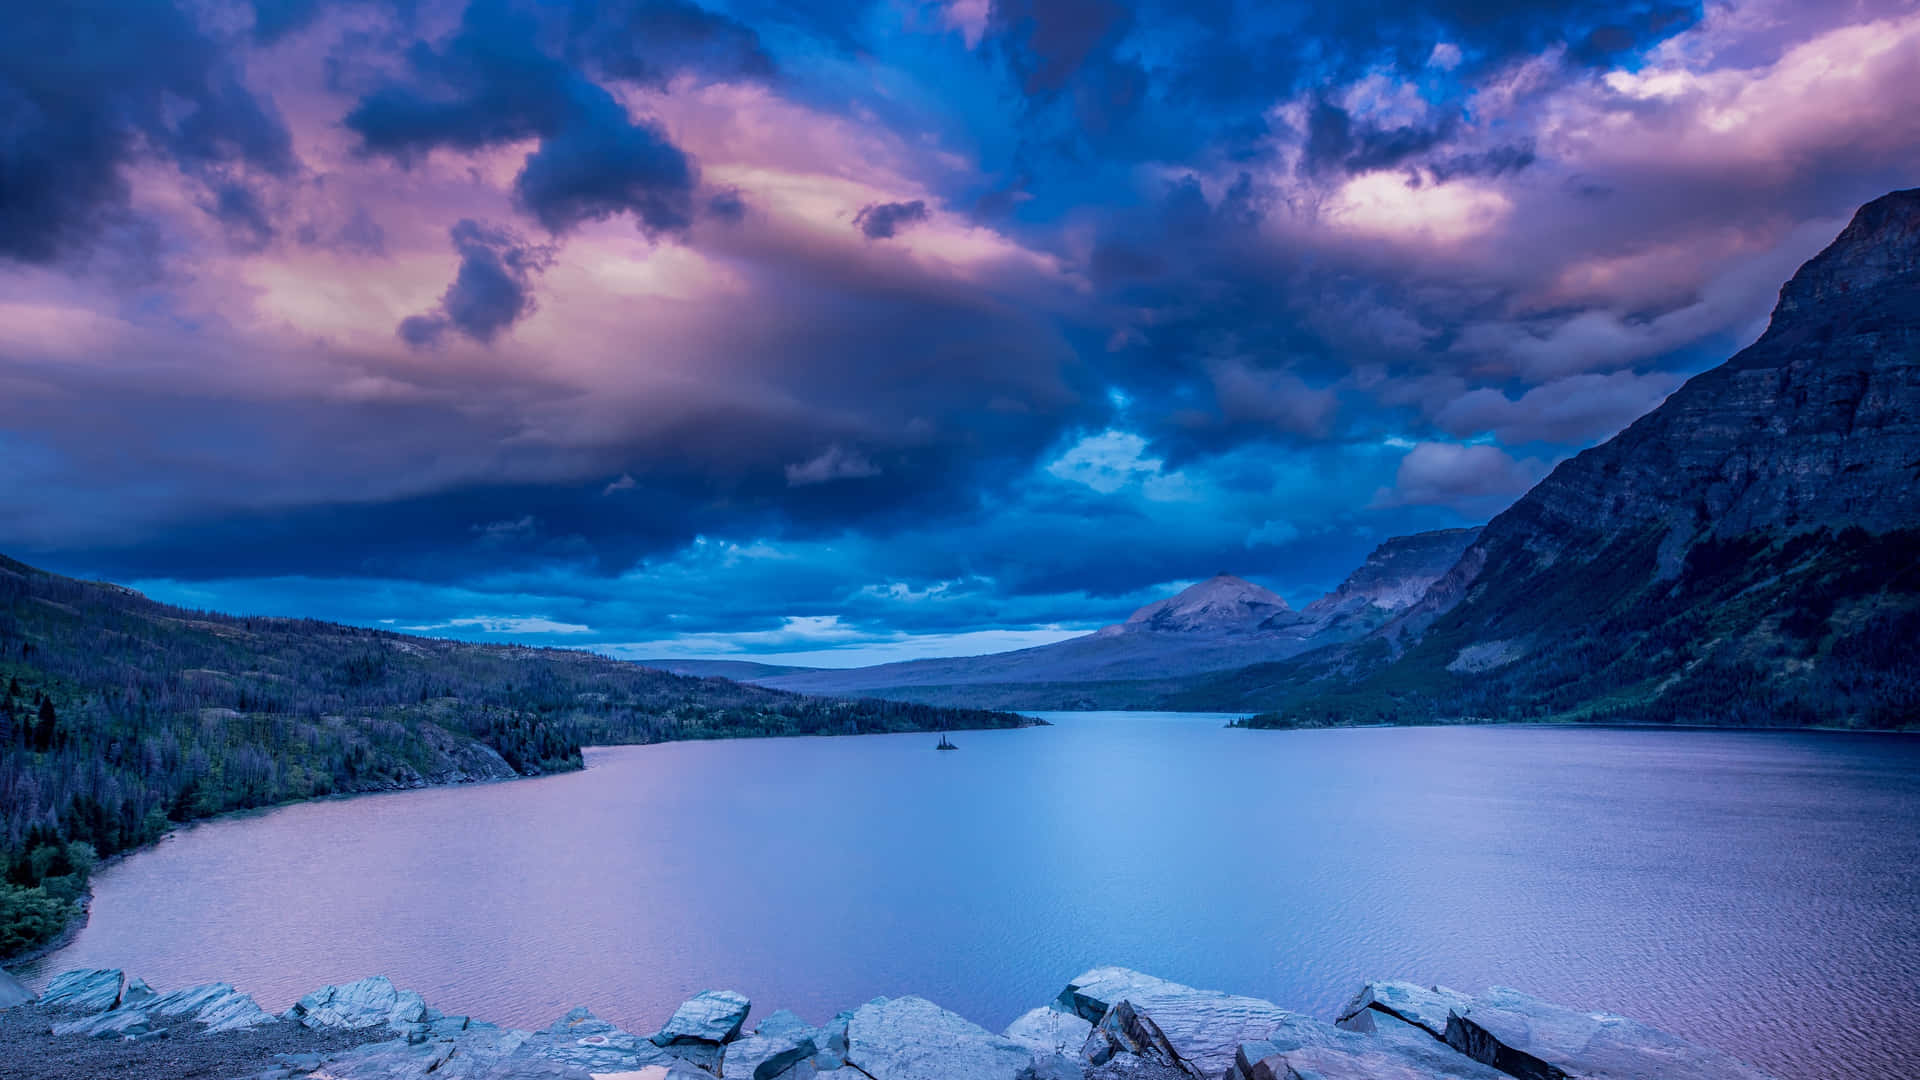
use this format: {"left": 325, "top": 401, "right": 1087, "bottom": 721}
{"left": 23, "top": 965, "right": 1777, "bottom": 1080}
{"left": 1057, "top": 967, "right": 1299, "bottom": 1078}
{"left": 1445, "top": 987, "right": 1776, "bottom": 1080}
{"left": 844, "top": 995, "right": 1037, "bottom": 1080}
{"left": 1287, "top": 528, "right": 1482, "bottom": 639}
{"left": 1119, "top": 576, "right": 1292, "bottom": 636}
{"left": 38, "top": 968, "right": 124, "bottom": 1012}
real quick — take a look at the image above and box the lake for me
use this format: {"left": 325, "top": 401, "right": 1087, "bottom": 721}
{"left": 23, "top": 714, "right": 1920, "bottom": 1078}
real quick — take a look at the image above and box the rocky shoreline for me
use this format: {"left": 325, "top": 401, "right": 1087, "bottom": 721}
{"left": 0, "top": 963, "right": 1778, "bottom": 1080}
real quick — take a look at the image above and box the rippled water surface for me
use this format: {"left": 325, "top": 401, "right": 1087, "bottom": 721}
{"left": 26, "top": 715, "right": 1920, "bottom": 1078}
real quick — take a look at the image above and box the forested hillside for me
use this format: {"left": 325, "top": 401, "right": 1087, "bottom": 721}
{"left": 0, "top": 554, "right": 1031, "bottom": 958}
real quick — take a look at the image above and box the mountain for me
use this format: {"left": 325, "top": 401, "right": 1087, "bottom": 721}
{"left": 1113, "top": 573, "right": 1290, "bottom": 634}
{"left": 0, "top": 553, "right": 1032, "bottom": 958}
{"left": 744, "top": 531, "right": 1483, "bottom": 707}
{"left": 1241, "top": 188, "right": 1920, "bottom": 728}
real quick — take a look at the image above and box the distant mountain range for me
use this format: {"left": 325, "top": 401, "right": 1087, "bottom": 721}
{"left": 647, "top": 527, "right": 1483, "bottom": 709}
{"left": 657, "top": 188, "right": 1920, "bottom": 727}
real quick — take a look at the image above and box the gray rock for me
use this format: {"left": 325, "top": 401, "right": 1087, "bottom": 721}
{"left": 1004, "top": 1006, "right": 1094, "bottom": 1057}
{"left": 1055, "top": 967, "right": 1297, "bottom": 1078}
{"left": 1084, "top": 1001, "right": 1182, "bottom": 1071}
{"left": 652, "top": 988, "right": 752, "bottom": 1047}
{"left": 1230, "top": 1010, "right": 1502, "bottom": 1080}
{"left": 531, "top": 1005, "right": 675, "bottom": 1072}
{"left": 39, "top": 969, "right": 125, "bottom": 1012}
{"left": 845, "top": 995, "right": 1035, "bottom": 1080}
{"left": 1444, "top": 987, "right": 1779, "bottom": 1080}
{"left": 723, "top": 1009, "right": 818, "bottom": 1080}
{"left": 145, "top": 981, "right": 277, "bottom": 1031}
{"left": 1022, "top": 1053, "right": 1083, "bottom": 1080}
{"left": 816, "top": 1007, "right": 854, "bottom": 1062}
{"left": 122, "top": 977, "right": 156, "bottom": 1005}
{"left": 0, "top": 967, "right": 35, "bottom": 1009}
{"left": 51, "top": 1007, "right": 161, "bottom": 1039}
{"left": 1243, "top": 1043, "right": 1442, "bottom": 1080}
{"left": 283, "top": 976, "right": 428, "bottom": 1034}
{"left": 1337, "top": 981, "right": 1474, "bottom": 1040}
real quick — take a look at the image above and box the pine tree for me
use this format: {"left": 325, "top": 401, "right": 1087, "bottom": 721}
{"left": 0, "top": 697, "right": 13, "bottom": 746}
{"left": 33, "top": 697, "right": 56, "bottom": 753}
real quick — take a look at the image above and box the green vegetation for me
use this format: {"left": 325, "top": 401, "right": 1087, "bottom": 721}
{"left": 0, "top": 554, "right": 1033, "bottom": 959}
{"left": 1236, "top": 526, "right": 1920, "bottom": 730}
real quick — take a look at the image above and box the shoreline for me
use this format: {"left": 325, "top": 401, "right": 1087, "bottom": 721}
{"left": 1, "top": 965, "right": 1781, "bottom": 1080}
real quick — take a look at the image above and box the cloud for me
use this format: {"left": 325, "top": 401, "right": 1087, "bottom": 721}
{"left": 398, "top": 219, "right": 555, "bottom": 346}
{"left": 1432, "top": 371, "right": 1686, "bottom": 445}
{"left": 0, "top": 1, "right": 295, "bottom": 264}
{"left": 852, "top": 200, "right": 931, "bottom": 239}
{"left": 785, "top": 445, "right": 882, "bottom": 486}
{"left": 342, "top": 0, "right": 700, "bottom": 236}
{"left": 1378, "top": 442, "right": 1553, "bottom": 511}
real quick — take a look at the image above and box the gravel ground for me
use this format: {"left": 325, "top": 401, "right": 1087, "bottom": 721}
{"left": 0, "top": 1004, "right": 390, "bottom": 1080}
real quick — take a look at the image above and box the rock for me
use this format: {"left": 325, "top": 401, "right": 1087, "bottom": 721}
{"left": 1084, "top": 1001, "right": 1182, "bottom": 1071}
{"left": 723, "top": 1010, "right": 818, "bottom": 1080}
{"left": 1243, "top": 1043, "right": 1442, "bottom": 1080}
{"left": 51, "top": 1008, "right": 161, "bottom": 1038}
{"left": 39, "top": 968, "right": 125, "bottom": 1012}
{"left": 1004, "top": 1006, "right": 1094, "bottom": 1057}
{"left": 122, "top": 977, "right": 156, "bottom": 1005}
{"left": 1444, "top": 987, "right": 1779, "bottom": 1080}
{"left": 283, "top": 975, "right": 428, "bottom": 1033}
{"left": 652, "top": 989, "right": 752, "bottom": 1047}
{"left": 1056, "top": 967, "right": 1297, "bottom": 1078}
{"left": 0, "top": 967, "right": 35, "bottom": 1009}
{"left": 1336, "top": 981, "right": 1475, "bottom": 1040}
{"left": 49, "top": 980, "right": 276, "bottom": 1039}
{"left": 844, "top": 995, "right": 1035, "bottom": 1080}
{"left": 531, "top": 1006, "right": 675, "bottom": 1073}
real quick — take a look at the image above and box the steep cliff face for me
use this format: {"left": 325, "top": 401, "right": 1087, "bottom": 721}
{"left": 1402, "top": 188, "right": 1920, "bottom": 639}
{"left": 1294, "top": 528, "right": 1482, "bottom": 638}
{"left": 1266, "top": 189, "right": 1920, "bottom": 728}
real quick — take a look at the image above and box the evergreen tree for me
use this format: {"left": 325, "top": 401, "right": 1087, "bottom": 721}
{"left": 33, "top": 697, "right": 56, "bottom": 753}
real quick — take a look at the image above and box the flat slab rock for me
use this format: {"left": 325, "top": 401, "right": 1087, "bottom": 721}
{"left": 845, "top": 995, "right": 1035, "bottom": 1080}
{"left": 651, "top": 989, "right": 751, "bottom": 1047}
{"left": 534, "top": 1006, "right": 674, "bottom": 1072}
{"left": 39, "top": 969, "right": 126, "bottom": 1013}
{"left": 1056, "top": 966, "right": 1299, "bottom": 1078}
{"left": 1004, "top": 1006, "right": 1094, "bottom": 1058}
{"left": 1337, "top": 981, "right": 1475, "bottom": 1041}
{"left": 1445, "top": 987, "right": 1779, "bottom": 1080}
{"left": 1234, "top": 1010, "right": 1503, "bottom": 1080}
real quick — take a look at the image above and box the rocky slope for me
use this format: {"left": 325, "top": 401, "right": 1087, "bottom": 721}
{"left": 1244, "top": 188, "right": 1920, "bottom": 728}
{"left": 718, "top": 532, "right": 1483, "bottom": 709}
{"left": 0, "top": 965, "right": 1777, "bottom": 1080}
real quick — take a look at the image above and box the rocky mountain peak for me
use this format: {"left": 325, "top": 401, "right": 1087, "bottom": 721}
{"left": 1772, "top": 187, "right": 1920, "bottom": 323}
{"left": 1303, "top": 527, "right": 1484, "bottom": 616}
{"left": 1119, "top": 573, "right": 1291, "bottom": 635}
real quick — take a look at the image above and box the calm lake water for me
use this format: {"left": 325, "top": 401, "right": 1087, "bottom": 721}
{"left": 25, "top": 714, "right": 1920, "bottom": 1079}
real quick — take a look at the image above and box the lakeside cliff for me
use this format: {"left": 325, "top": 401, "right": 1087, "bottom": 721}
{"left": 0, "top": 963, "right": 1779, "bottom": 1080}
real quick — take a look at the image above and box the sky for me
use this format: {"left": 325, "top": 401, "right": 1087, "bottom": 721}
{"left": 4, "top": 0, "right": 1919, "bottom": 667}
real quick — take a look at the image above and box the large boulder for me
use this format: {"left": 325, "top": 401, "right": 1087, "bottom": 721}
{"left": 1444, "top": 987, "right": 1778, "bottom": 1080}
{"left": 0, "top": 967, "right": 35, "bottom": 1009}
{"left": 531, "top": 1006, "right": 675, "bottom": 1073}
{"left": 844, "top": 995, "right": 1035, "bottom": 1080}
{"left": 283, "top": 976, "right": 428, "bottom": 1033}
{"left": 722, "top": 1010, "right": 817, "bottom": 1080}
{"left": 1004, "top": 1006, "right": 1094, "bottom": 1058}
{"left": 652, "top": 989, "right": 752, "bottom": 1047}
{"left": 1083, "top": 1000, "right": 1182, "bottom": 1070}
{"left": 1055, "top": 967, "right": 1297, "bottom": 1078}
{"left": 39, "top": 969, "right": 125, "bottom": 1013}
{"left": 50, "top": 1008, "right": 163, "bottom": 1039}
{"left": 1337, "top": 981, "right": 1474, "bottom": 1040}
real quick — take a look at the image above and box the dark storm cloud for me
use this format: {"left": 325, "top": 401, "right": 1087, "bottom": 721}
{"left": 0, "top": 1, "right": 296, "bottom": 264}
{"left": 344, "top": 0, "right": 699, "bottom": 235}
{"left": 399, "top": 220, "right": 556, "bottom": 346}
{"left": 1299, "top": 102, "right": 1457, "bottom": 177}
{"left": 565, "top": 0, "right": 777, "bottom": 86}
{"left": 852, "top": 200, "right": 931, "bottom": 239}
